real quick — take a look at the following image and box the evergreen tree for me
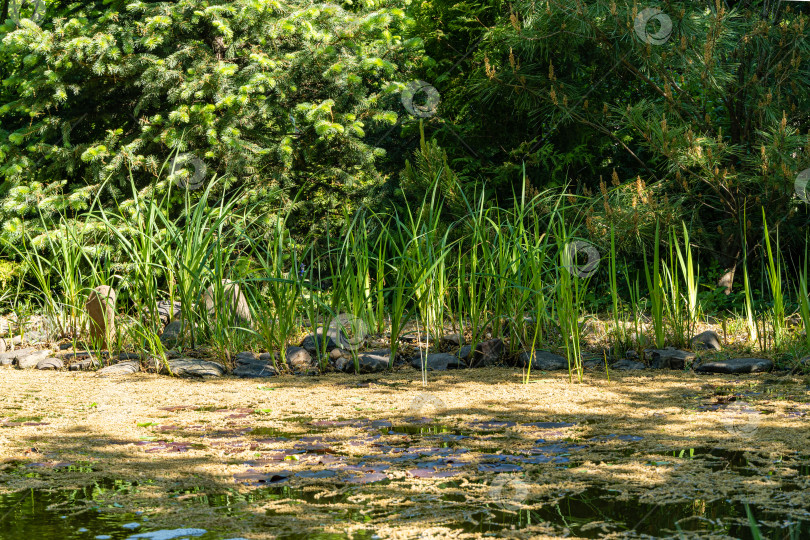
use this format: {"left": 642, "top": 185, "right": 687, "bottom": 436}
{"left": 0, "top": 0, "right": 424, "bottom": 243}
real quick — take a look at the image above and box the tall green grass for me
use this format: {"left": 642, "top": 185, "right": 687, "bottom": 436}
{"left": 7, "top": 152, "right": 810, "bottom": 381}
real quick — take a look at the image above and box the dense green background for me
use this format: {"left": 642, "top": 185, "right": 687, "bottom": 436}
{"left": 1, "top": 0, "right": 809, "bottom": 302}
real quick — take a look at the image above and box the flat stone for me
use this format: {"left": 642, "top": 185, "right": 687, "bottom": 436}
{"left": 612, "top": 359, "right": 647, "bottom": 370}
{"left": 694, "top": 358, "right": 773, "bottom": 374}
{"left": 692, "top": 330, "right": 722, "bottom": 351}
{"left": 0, "top": 347, "right": 35, "bottom": 364}
{"left": 97, "top": 361, "right": 140, "bottom": 376}
{"left": 517, "top": 350, "right": 568, "bottom": 370}
{"left": 36, "top": 357, "right": 63, "bottom": 370}
{"left": 646, "top": 348, "right": 696, "bottom": 370}
{"left": 471, "top": 338, "right": 504, "bottom": 367}
{"left": 57, "top": 350, "right": 93, "bottom": 359}
{"left": 411, "top": 352, "right": 465, "bottom": 371}
{"left": 232, "top": 360, "right": 278, "bottom": 378}
{"left": 166, "top": 358, "right": 226, "bottom": 377}
{"left": 17, "top": 350, "right": 51, "bottom": 369}
{"left": 69, "top": 357, "right": 103, "bottom": 371}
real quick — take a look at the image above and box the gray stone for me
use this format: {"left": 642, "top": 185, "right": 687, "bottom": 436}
{"left": 694, "top": 358, "right": 773, "bottom": 374}
{"left": 691, "top": 330, "right": 722, "bottom": 351}
{"left": 285, "top": 346, "right": 314, "bottom": 372}
{"left": 325, "top": 314, "right": 365, "bottom": 350}
{"left": 584, "top": 358, "right": 606, "bottom": 370}
{"left": 86, "top": 285, "right": 117, "bottom": 349}
{"left": 118, "top": 353, "right": 141, "bottom": 361}
{"left": 234, "top": 351, "right": 259, "bottom": 363}
{"left": 258, "top": 352, "right": 274, "bottom": 362}
{"left": 646, "top": 348, "right": 696, "bottom": 370}
{"left": 69, "top": 357, "right": 102, "bottom": 371}
{"left": 57, "top": 350, "right": 92, "bottom": 359}
{"left": 17, "top": 350, "right": 51, "bottom": 369}
{"left": 203, "top": 279, "right": 252, "bottom": 324}
{"left": 233, "top": 360, "right": 278, "bottom": 378}
{"left": 612, "top": 359, "right": 647, "bottom": 370}
{"left": 0, "top": 347, "right": 35, "bottom": 364}
{"left": 160, "top": 320, "right": 191, "bottom": 349}
{"left": 411, "top": 352, "right": 465, "bottom": 371}
{"left": 97, "top": 361, "right": 140, "bottom": 376}
{"left": 336, "top": 350, "right": 390, "bottom": 374}
{"left": 441, "top": 334, "right": 461, "bottom": 348}
{"left": 156, "top": 300, "right": 182, "bottom": 326}
{"left": 471, "top": 338, "right": 504, "bottom": 367}
{"left": 517, "top": 350, "right": 568, "bottom": 370}
{"left": 301, "top": 330, "right": 338, "bottom": 355}
{"left": 329, "top": 348, "right": 344, "bottom": 361}
{"left": 458, "top": 345, "right": 472, "bottom": 361}
{"left": 357, "top": 350, "right": 390, "bottom": 373}
{"left": 166, "top": 358, "right": 226, "bottom": 377}
{"left": 36, "top": 357, "right": 63, "bottom": 370}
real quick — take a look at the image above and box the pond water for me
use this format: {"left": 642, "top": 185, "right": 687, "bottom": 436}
{"left": 2, "top": 414, "right": 809, "bottom": 539}
{"left": 2, "top": 375, "right": 809, "bottom": 539}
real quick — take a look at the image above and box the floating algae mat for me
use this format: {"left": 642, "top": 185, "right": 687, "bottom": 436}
{"left": 1, "top": 369, "right": 809, "bottom": 538}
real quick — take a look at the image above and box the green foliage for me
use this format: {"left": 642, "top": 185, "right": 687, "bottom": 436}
{"left": 414, "top": 0, "right": 810, "bottom": 265}
{"left": 0, "top": 0, "right": 422, "bottom": 245}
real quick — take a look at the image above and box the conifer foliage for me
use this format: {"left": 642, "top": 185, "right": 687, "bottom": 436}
{"left": 0, "top": 0, "right": 422, "bottom": 241}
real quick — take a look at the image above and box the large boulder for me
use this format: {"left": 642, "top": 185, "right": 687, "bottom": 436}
{"left": 694, "top": 358, "right": 773, "bottom": 374}
{"left": 87, "top": 285, "right": 116, "bottom": 349}
{"left": 203, "top": 280, "right": 252, "bottom": 325}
